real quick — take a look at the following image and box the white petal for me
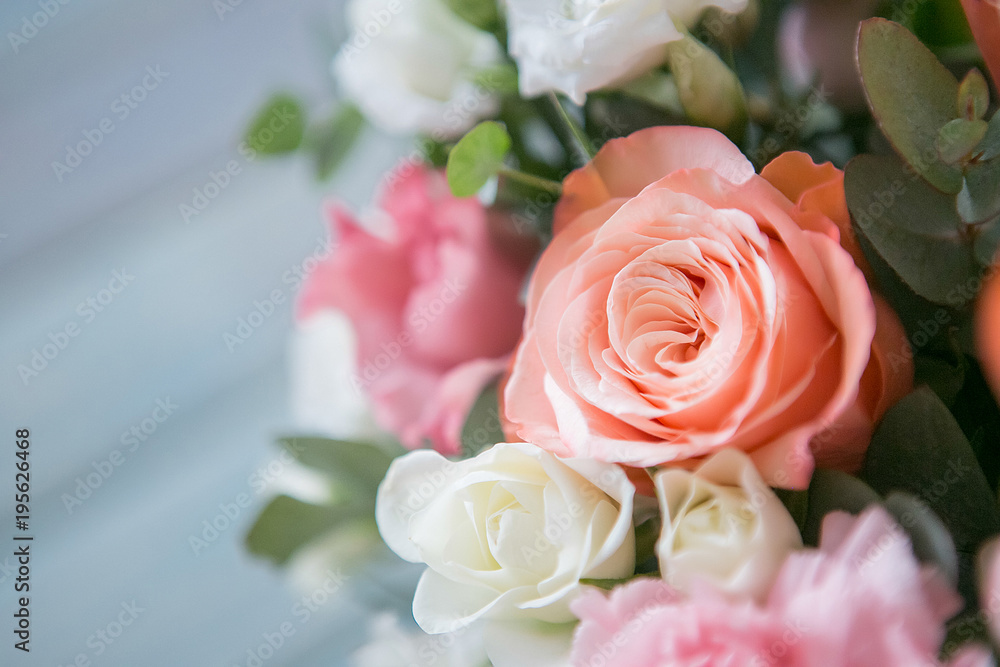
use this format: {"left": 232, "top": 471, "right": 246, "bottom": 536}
{"left": 483, "top": 620, "right": 575, "bottom": 667}
{"left": 413, "top": 568, "right": 502, "bottom": 634}
{"left": 376, "top": 449, "right": 455, "bottom": 563}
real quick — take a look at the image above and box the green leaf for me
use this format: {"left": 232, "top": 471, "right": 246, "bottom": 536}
{"left": 244, "top": 494, "right": 367, "bottom": 565}
{"left": 246, "top": 94, "right": 307, "bottom": 155}
{"left": 977, "top": 112, "right": 1000, "bottom": 161}
{"left": 666, "top": 32, "right": 748, "bottom": 141}
{"left": 580, "top": 576, "right": 649, "bottom": 591}
{"left": 278, "top": 437, "right": 401, "bottom": 495}
{"left": 802, "top": 469, "right": 881, "bottom": 546}
{"left": 936, "top": 118, "right": 988, "bottom": 164}
{"left": 857, "top": 19, "right": 963, "bottom": 193}
{"left": 914, "top": 351, "right": 967, "bottom": 406}
{"left": 860, "top": 387, "right": 1000, "bottom": 553}
{"left": 845, "top": 153, "right": 976, "bottom": 305}
{"left": 446, "top": 121, "right": 512, "bottom": 197}
{"left": 473, "top": 64, "right": 519, "bottom": 97}
{"left": 958, "top": 158, "right": 1000, "bottom": 225}
{"left": 461, "top": 381, "right": 505, "bottom": 457}
{"left": 883, "top": 491, "right": 958, "bottom": 585}
{"left": 444, "top": 0, "right": 499, "bottom": 31}
{"left": 773, "top": 488, "right": 809, "bottom": 537}
{"left": 633, "top": 516, "right": 662, "bottom": 569}
{"left": 908, "top": 0, "right": 975, "bottom": 48}
{"left": 957, "top": 69, "right": 990, "bottom": 121}
{"left": 974, "top": 218, "right": 1000, "bottom": 266}
{"left": 619, "top": 72, "right": 684, "bottom": 115}
{"left": 313, "top": 104, "right": 365, "bottom": 181}
{"left": 948, "top": 357, "right": 1000, "bottom": 494}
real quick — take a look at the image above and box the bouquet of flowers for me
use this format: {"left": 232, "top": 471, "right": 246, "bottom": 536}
{"left": 242, "top": 0, "right": 1000, "bottom": 664}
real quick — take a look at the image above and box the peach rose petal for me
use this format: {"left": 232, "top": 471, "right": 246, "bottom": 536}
{"left": 961, "top": 0, "right": 1000, "bottom": 89}
{"left": 554, "top": 126, "right": 756, "bottom": 234}
{"left": 504, "top": 126, "right": 908, "bottom": 489}
{"left": 977, "top": 263, "right": 1000, "bottom": 400}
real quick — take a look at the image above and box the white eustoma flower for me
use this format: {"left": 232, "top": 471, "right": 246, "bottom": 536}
{"left": 655, "top": 448, "right": 802, "bottom": 599}
{"left": 376, "top": 442, "right": 636, "bottom": 633}
{"left": 333, "top": 0, "right": 503, "bottom": 137}
{"left": 352, "top": 612, "right": 489, "bottom": 667}
{"left": 505, "top": 0, "right": 749, "bottom": 104}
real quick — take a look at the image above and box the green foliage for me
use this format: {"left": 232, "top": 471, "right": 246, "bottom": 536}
{"left": 313, "top": 104, "right": 365, "bottom": 180}
{"left": 800, "top": 469, "right": 881, "bottom": 546}
{"left": 978, "top": 112, "right": 1000, "bottom": 162}
{"left": 245, "top": 94, "right": 307, "bottom": 155}
{"left": 860, "top": 388, "right": 1000, "bottom": 555}
{"left": 857, "top": 19, "right": 963, "bottom": 193}
{"left": 958, "top": 158, "right": 1000, "bottom": 225}
{"left": 883, "top": 491, "right": 958, "bottom": 584}
{"left": 278, "top": 437, "right": 401, "bottom": 493}
{"left": 957, "top": 69, "right": 990, "bottom": 121}
{"left": 446, "top": 121, "right": 512, "bottom": 197}
{"left": 461, "top": 381, "right": 505, "bottom": 457}
{"left": 665, "top": 32, "right": 748, "bottom": 142}
{"left": 244, "top": 495, "right": 367, "bottom": 565}
{"left": 444, "top": 0, "right": 500, "bottom": 31}
{"left": 845, "top": 153, "right": 976, "bottom": 305}
{"left": 937, "top": 119, "right": 988, "bottom": 165}
{"left": 244, "top": 437, "right": 404, "bottom": 566}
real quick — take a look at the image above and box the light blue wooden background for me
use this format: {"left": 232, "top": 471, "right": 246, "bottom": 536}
{"left": 0, "top": 0, "right": 417, "bottom": 664}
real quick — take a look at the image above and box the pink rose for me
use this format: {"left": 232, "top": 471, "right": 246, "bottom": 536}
{"left": 570, "top": 507, "right": 991, "bottom": 667}
{"left": 300, "top": 164, "right": 537, "bottom": 454}
{"left": 503, "top": 126, "right": 912, "bottom": 489}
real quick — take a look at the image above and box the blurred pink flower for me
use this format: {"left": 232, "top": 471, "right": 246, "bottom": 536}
{"left": 977, "top": 537, "right": 1000, "bottom": 645}
{"left": 570, "top": 507, "right": 990, "bottom": 667}
{"left": 299, "top": 164, "right": 537, "bottom": 454}
{"left": 778, "top": 0, "right": 881, "bottom": 110}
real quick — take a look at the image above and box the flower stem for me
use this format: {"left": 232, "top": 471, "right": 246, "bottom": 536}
{"left": 497, "top": 167, "right": 563, "bottom": 197}
{"left": 547, "top": 92, "right": 596, "bottom": 163}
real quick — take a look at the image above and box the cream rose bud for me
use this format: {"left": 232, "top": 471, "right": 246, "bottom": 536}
{"left": 333, "top": 0, "right": 503, "bottom": 137}
{"left": 655, "top": 448, "right": 801, "bottom": 599}
{"left": 505, "top": 0, "right": 749, "bottom": 104}
{"left": 376, "top": 443, "right": 636, "bottom": 633}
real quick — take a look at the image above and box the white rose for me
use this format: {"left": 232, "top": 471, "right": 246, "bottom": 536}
{"left": 505, "top": 0, "right": 749, "bottom": 104}
{"left": 654, "top": 448, "right": 801, "bottom": 599}
{"left": 333, "top": 0, "right": 503, "bottom": 136}
{"left": 376, "top": 442, "right": 636, "bottom": 633}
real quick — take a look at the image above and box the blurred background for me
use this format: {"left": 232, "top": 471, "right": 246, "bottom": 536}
{"left": 0, "top": 0, "right": 414, "bottom": 664}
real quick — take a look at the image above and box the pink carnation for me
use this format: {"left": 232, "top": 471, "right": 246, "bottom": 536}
{"left": 299, "top": 164, "right": 537, "bottom": 454}
{"left": 571, "top": 507, "right": 991, "bottom": 667}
